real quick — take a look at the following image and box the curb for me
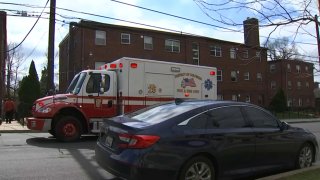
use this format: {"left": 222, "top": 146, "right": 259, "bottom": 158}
{"left": 257, "top": 164, "right": 320, "bottom": 180}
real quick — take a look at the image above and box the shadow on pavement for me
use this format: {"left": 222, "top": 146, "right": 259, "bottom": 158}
{"left": 26, "top": 135, "right": 123, "bottom": 180}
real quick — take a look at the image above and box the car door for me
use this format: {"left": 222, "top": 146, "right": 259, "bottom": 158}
{"left": 242, "top": 106, "right": 298, "bottom": 172}
{"left": 204, "top": 106, "right": 255, "bottom": 177}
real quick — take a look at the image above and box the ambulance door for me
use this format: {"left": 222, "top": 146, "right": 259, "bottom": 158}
{"left": 83, "top": 72, "right": 117, "bottom": 118}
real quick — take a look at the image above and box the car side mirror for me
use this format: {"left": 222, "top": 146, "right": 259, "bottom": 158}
{"left": 280, "top": 121, "right": 289, "bottom": 131}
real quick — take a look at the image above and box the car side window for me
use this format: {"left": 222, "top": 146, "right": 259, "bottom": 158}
{"left": 184, "top": 113, "right": 209, "bottom": 129}
{"left": 243, "top": 107, "right": 279, "bottom": 128}
{"left": 206, "top": 106, "right": 246, "bottom": 128}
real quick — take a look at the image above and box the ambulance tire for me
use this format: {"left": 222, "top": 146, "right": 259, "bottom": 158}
{"left": 55, "top": 116, "right": 82, "bottom": 142}
{"left": 48, "top": 129, "right": 56, "bottom": 137}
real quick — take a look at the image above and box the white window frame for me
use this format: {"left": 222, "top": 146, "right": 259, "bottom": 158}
{"left": 165, "top": 39, "right": 180, "bottom": 53}
{"left": 95, "top": 30, "right": 106, "bottom": 45}
{"left": 144, "top": 36, "right": 153, "bottom": 50}
{"left": 245, "top": 95, "right": 250, "bottom": 103}
{"left": 210, "top": 45, "right": 222, "bottom": 57}
{"left": 296, "top": 65, "right": 301, "bottom": 73}
{"left": 243, "top": 50, "right": 249, "bottom": 59}
{"left": 270, "top": 64, "right": 276, "bottom": 73}
{"left": 287, "top": 81, "right": 292, "bottom": 90}
{"left": 217, "top": 69, "right": 223, "bottom": 82}
{"left": 256, "top": 51, "right": 261, "bottom": 61}
{"left": 298, "top": 98, "right": 302, "bottom": 107}
{"left": 297, "top": 81, "right": 301, "bottom": 89}
{"left": 230, "top": 48, "right": 236, "bottom": 59}
{"left": 232, "top": 94, "right": 238, "bottom": 101}
{"left": 121, "top": 33, "right": 131, "bottom": 44}
{"left": 287, "top": 98, "right": 292, "bottom": 107}
{"left": 257, "top": 73, "right": 262, "bottom": 82}
{"left": 305, "top": 66, "right": 309, "bottom": 72}
{"left": 244, "top": 72, "right": 250, "bottom": 80}
{"left": 287, "top": 64, "right": 291, "bottom": 72}
{"left": 217, "top": 94, "right": 223, "bottom": 100}
{"left": 192, "top": 42, "right": 200, "bottom": 65}
{"left": 271, "top": 81, "right": 276, "bottom": 90}
{"left": 231, "top": 71, "right": 238, "bottom": 82}
{"left": 306, "top": 82, "right": 309, "bottom": 88}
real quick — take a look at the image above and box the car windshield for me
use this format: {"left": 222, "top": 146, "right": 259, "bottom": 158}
{"left": 65, "top": 72, "right": 87, "bottom": 94}
{"left": 125, "top": 101, "right": 206, "bottom": 124}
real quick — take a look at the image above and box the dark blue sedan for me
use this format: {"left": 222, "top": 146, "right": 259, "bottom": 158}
{"left": 95, "top": 100, "right": 318, "bottom": 180}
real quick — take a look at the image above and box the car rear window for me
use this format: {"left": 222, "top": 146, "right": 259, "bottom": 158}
{"left": 127, "top": 102, "right": 204, "bottom": 124}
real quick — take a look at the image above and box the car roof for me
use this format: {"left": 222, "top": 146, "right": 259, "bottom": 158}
{"left": 173, "top": 99, "right": 254, "bottom": 108}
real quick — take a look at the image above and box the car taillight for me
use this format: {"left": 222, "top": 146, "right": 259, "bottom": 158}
{"left": 118, "top": 134, "right": 160, "bottom": 149}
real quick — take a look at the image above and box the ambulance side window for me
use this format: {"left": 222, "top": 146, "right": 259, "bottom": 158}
{"left": 86, "top": 73, "right": 101, "bottom": 93}
{"left": 104, "top": 75, "right": 110, "bottom": 92}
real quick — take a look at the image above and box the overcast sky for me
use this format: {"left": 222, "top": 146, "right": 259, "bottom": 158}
{"left": 2, "top": 0, "right": 320, "bottom": 83}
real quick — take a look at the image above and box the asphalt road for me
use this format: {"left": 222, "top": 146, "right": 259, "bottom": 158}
{"left": 0, "top": 122, "right": 319, "bottom": 180}
{"left": 0, "top": 133, "right": 118, "bottom": 180}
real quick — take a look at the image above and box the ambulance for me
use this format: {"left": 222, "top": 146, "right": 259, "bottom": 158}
{"left": 27, "top": 57, "right": 217, "bottom": 141}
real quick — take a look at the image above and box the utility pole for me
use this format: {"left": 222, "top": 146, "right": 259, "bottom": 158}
{"left": 47, "top": 0, "right": 56, "bottom": 93}
{"left": 315, "top": 15, "right": 320, "bottom": 69}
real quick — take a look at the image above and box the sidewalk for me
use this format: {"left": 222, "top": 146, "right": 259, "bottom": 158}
{"left": 0, "top": 119, "right": 31, "bottom": 133}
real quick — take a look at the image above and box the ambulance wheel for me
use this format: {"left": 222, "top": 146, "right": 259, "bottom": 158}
{"left": 48, "top": 129, "right": 56, "bottom": 137}
{"left": 55, "top": 116, "right": 82, "bottom": 142}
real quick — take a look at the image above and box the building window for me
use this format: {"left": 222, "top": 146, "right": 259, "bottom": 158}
{"left": 165, "top": 39, "right": 180, "bottom": 53}
{"left": 244, "top": 72, "right": 250, "bottom": 80}
{"left": 298, "top": 98, "right": 302, "bottom": 107}
{"left": 121, "top": 33, "right": 130, "bottom": 44}
{"left": 296, "top": 65, "right": 301, "bottom": 73}
{"left": 217, "top": 69, "right": 223, "bottom": 82}
{"left": 305, "top": 66, "right": 309, "bottom": 72}
{"left": 192, "top": 42, "right": 200, "bottom": 64}
{"left": 144, "top": 36, "right": 153, "bottom": 50}
{"left": 256, "top": 51, "right": 261, "bottom": 61}
{"left": 231, "top": 71, "right": 238, "bottom": 82}
{"left": 306, "top": 98, "right": 310, "bottom": 104}
{"left": 287, "top": 64, "right": 291, "bottom": 72}
{"left": 287, "top": 98, "right": 292, "bottom": 107}
{"left": 245, "top": 95, "right": 250, "bottom": 103}
{"left": 217, "top": 94, "right": 223, "bottom": 100}
{"left": 258, "top": 95, "right": 263, "bottom": 105}
{"left": 270, "top": 64, "right": 276, "bottom": 73}
{"left": 210, "top": 45, "right": 222, "bottom": 57}
{"left": 297, "top": 81, "right": 301, "bottom": 89}
{"left": 95, "top": 30, "right": 106, "bottom": 45}
{"left": 243, "top": 50, "right": 249, "bottom": 59}
{"left": 271, "top": 81, "right": 276, "bottom": 90}
{"left": 232, "top": 94, "right": 238, "bottom": 101}
{"left": 230, "top": 48, "right": 236, "bottom": 59}
{"left": 257, "top": 73, "right": 262, "bottom": 82}
{"left": 287, "top": 81, "right": 292, "bottom": 90}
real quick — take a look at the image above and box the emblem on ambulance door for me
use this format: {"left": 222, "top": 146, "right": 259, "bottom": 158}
{"left": 181, "top": 78, "right": 196, "bottom": 88}
{"left": 148, "top": 84, "right": 157, "bottom": 94}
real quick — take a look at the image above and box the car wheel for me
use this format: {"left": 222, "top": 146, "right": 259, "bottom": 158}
{"left": 296, "top": 143, "right": 313, "bottom": 169}
{"left": 179, "top": 156, "right": 215, "bottom": 180}
{"left": 54, "top": 116, "right": 82, "bottom": 142}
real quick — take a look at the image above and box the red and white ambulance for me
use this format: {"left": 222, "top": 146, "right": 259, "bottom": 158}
{"left": 27, "top": 57, "right": 217, "bottom": 141}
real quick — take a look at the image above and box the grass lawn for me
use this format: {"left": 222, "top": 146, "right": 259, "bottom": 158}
{"left": 277, "top": 168, "right": 320, "bottom": 180}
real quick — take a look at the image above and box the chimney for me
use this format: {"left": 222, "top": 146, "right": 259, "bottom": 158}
{"left": 243, "top": 17, "right": 260, "bottom": 47}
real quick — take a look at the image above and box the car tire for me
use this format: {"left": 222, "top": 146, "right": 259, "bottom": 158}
{"left": 179, "top": 156, "right": 215, "bottom": 180}
{"left": 54, "top": 116, "right": 82, "bottom": 142}
{"left": 296, "top": 143, "right": 314, "bottom": 169}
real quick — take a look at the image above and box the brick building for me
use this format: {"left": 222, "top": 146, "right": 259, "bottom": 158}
{"left": 0, "top": 11, "right": 7, "bottom": 112}
{"left": 268, "top": 59, "right": 315, "bottom": 108}
{"left": 59, "top": 18, "right": 269, "bottom": 107}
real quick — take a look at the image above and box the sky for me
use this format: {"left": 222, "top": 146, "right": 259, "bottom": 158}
{"left": 1, "top": 0, "right": 320, "bottom": 83}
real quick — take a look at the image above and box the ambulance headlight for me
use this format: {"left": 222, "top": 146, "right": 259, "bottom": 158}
{"left": 37, "top": 107, "right": 52, "bottom": 113}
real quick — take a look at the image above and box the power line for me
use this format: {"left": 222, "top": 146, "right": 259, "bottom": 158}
{"left": 4, "top": 0, "right": 49, "bottom": 53}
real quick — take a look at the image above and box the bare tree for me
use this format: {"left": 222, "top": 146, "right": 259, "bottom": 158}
{"left": 265, "top": 37, "right": 300, "bottom": 60}
{"left": 193, "top": 0, "right": 317, "bottom": 43}
{"left": 6, "top": 43, "right": 26, "bottom": 98}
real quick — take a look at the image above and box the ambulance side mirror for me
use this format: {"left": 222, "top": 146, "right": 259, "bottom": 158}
{"left": 99, "top": 87, "right": 104, "bottom": 94}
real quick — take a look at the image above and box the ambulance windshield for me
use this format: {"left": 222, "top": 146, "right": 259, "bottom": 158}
{"left": 66, "top": 72, "right": 87, "bottom": 94}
